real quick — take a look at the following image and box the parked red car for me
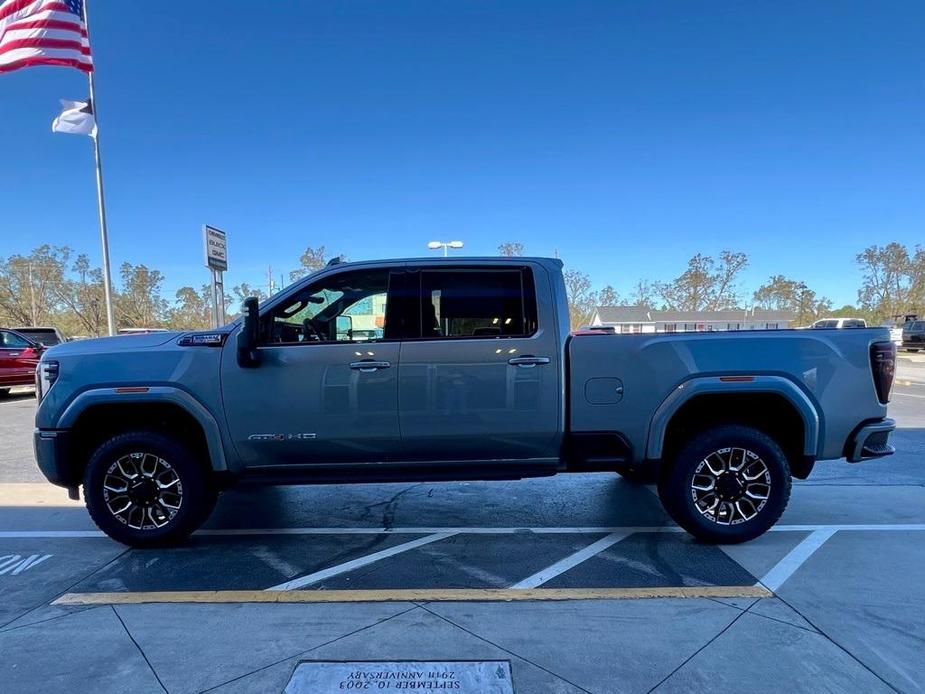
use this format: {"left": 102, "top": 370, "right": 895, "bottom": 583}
{"left": 0, "top": 328, "right": 43, "bottom": 397}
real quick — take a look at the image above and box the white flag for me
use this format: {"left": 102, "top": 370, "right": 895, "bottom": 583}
{"left": 52, "top": 99, "right": 97, "bottom": 137}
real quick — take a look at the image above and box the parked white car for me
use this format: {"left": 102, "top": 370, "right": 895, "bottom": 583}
{"left": 812, "top": 318, "right": 867, "bottom": 329}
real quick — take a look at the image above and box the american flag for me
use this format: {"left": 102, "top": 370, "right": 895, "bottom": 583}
{"left": 0, "top": 0, "right": 93, "bottom": 74}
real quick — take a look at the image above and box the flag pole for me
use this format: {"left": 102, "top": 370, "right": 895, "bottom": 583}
{"left": 81, "top": 0, "right": 115, "bottom": 336}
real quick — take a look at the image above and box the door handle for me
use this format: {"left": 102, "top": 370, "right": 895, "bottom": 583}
{"left": 508, "top": 356, "right": 550, "bottom": 368}
{"left": 349, "top": 360, "right": 391, "bottom": 372}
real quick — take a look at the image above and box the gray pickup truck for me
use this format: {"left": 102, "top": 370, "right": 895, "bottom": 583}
{"left": 33, "top": 257, "right": 897, "bottom": 547}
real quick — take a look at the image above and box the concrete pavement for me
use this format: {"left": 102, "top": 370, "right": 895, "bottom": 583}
{"left": 0, "top": 382, "right": 922, "bottom": 693}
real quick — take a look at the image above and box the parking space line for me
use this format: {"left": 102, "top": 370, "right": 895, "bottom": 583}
{"left": 265, "top": 532, "right": 458, "bottom": 591}
{"left": 893, "top": 392, "right": 925, "bottom": 399}
{"left": 4, "top": 524, "right": 925, "bottom": 539}
{"left": 758, "top": 529, "right": 837, "bottom": 592}
{"left": 509, "top": 532, "right": 630, "bottom": 589}
{"left": 54, "top": 585, "right": 773, "bottom": 605}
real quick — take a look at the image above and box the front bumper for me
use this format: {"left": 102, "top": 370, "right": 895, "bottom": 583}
{"left": 33, "top": 429, "right": 76, "bottom": 488}
{"left": 846, "top": 418, "right": 896, "bottom": 463}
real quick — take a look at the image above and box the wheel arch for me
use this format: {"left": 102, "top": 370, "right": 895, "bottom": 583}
{"left": 646, "top": 376, "right": 820, "bottom": 477}
{"left": 60, "top": 387, "right": 228, "bottom": 478}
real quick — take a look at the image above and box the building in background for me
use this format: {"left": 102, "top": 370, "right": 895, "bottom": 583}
{"left": 590, "top": 306, "right": 796, "bottom": 333}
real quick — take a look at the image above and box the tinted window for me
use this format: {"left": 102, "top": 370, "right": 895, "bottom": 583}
{"left": 418, "top": 268, "right": 537, "bottom": 339}
{"left": 16, "top": 329, "right": 59, "bottom": 345}
{"left": 911, "top": 322, "right": 925, "bottom": 331}
{"left": 262, "top": 269, "right": 394, "bottom": 344}
{"left": 0, "top": 331, "right": 31, "bottom": 348}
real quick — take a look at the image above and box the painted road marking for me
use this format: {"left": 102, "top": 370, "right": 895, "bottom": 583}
{"left": 266, "top": 532, "right": 458, "bottom": 591}
{"left": 758, "top": 529, "right": 837, "bottom": 592}
{"left": 3, "top": 524, "right": 925, "bottom": 539}
{"left": 510, "top": 532, "right": 630, "bottom": 589}
{"left": 0, "top": 553, "right": 52, "bottom": 575}
{"left": 54, "top": 585, "right": 773, "bottom": 605}
{"left": 893, "top": 392, "right": 925, "bottom": 399}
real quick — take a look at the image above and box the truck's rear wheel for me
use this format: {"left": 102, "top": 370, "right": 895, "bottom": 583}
{"left": 83, "top": 431, "right": 216, "bottom": 547}
{"left": 658, "top": 425, "right": 791, "bottom": 544}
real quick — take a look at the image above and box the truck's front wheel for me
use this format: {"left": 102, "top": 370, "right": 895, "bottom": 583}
{"left": 658, "top": 425, "right": 791, "bottom": 544}
{"left": 83, "top": 431, "right": 216, "bottom": 547}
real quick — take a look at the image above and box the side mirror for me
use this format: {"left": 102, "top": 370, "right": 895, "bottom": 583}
{"left": 335, "top": 315, "right": 353, "bottom": 341}
{"left": 237, "top": 297, "right": 261, "bottom": 367}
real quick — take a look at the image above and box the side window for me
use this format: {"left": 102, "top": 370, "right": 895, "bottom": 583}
{"left": 0, "top": 331, "right": 31, "bottom": 348}
{"left": 260, "top": 269, "right": 392, "bottom": 344}
{"left": 418, "top": 268, "right": 537, "bottom": 339}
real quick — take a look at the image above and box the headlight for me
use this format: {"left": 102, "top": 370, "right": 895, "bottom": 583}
{"left": 36, "top": 361, "right": 59, "bottom": 403}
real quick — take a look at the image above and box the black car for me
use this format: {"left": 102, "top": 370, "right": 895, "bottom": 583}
{"left": 11, "top": 326, "right": 65, "bottom": 347}
{"left": 902, "top": 320, "right": 925, "bottom": 352}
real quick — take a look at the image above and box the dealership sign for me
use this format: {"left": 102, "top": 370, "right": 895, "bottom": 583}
{"left": 203, "top": 225, "right": 228, "bottom": 271}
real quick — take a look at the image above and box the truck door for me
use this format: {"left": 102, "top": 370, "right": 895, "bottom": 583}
{"left": 221, "top": 267, "right": 407, "bottom": 467}
{"left": 398, "top": 264, "right": 562, "bottom": 461}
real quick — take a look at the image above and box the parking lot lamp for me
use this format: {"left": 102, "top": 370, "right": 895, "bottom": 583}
{"left": 427, "top": 240, "right": 464, "bottom": 257}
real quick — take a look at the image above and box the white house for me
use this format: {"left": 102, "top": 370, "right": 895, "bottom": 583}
{"left": 589, "top": 306, "right": 796, "bottom": 333}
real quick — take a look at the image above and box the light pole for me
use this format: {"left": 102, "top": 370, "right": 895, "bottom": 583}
{"left": 427, "top": 240, "right": 464, "bottom": 257}
{"left": 797, "top": 282, "right": 808, "bottom": 326}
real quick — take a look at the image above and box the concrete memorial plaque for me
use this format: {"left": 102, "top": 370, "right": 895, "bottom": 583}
{"left": 284, "top": 660, "right": 514, "bottom": 693}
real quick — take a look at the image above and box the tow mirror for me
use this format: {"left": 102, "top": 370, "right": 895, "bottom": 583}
{"left": 237, "top": 297, "right": 261, "bottom": 367}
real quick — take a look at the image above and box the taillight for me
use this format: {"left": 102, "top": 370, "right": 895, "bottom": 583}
{"left": 870, "top": 342, "right": 895, "bottom": 404}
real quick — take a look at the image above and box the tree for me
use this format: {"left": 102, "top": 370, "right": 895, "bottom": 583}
{"left": 498, "top": 242, "right": 525, "bottom": 257}
{"left": 856, "top": 243, "right": 924, "bottom": 321}
{"left": 0, "top": 245, "right": 70, "bottom": 326}
{"left": 753, "top": 275, "right": 832, "bottom": 325}
{"left": 289, "top": 245, "right": 338, "bottom": 283}
{"left": 658, "top": 251, "right": 748, "bottom": 311}
{"left": 659, "top": 253, "right": 715, "bottom": 311}
{"left": 563, "top": 269, "right": 598, "bottom": 329}
{"left": 54, "top": 254, "right": 108, "bottom": 336}
{"left": 630, "top": 279, "right": 658, "bottom": 310}
{"left": 117, "top": 263, "right": 168, "bottom": 328}
{"left": 709, "top": 250, "right": 748, "bottom": 310}
{"left": 598, "top": 285, "right": 622, "bottom": 307}
{"left": 169, "top": 285, "right": 213, "bottom": 330}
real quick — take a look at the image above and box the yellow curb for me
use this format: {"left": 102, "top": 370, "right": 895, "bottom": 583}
{"left": 53, "top": 585, "right": 772, "bottom": 605}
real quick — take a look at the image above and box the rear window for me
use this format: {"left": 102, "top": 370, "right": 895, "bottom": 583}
{"left": 911, "top": 322, "right": 925, "bottom": 331}
{"left": 417, "top": 268, "right": 537, "bottom": 339}
{"left": 14, "top": 329, "right": 59, "bottom": 345}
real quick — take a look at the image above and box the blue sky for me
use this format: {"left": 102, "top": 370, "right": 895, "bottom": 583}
{"left": 2, "top": 0, "right": 924, "bottom": 305}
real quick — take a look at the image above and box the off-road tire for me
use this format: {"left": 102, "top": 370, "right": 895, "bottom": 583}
{"left": 658, "top": 424, "right": 792, "bottom": 544}
{"left": 83, "top": 430, "right": 216, "bottom": 548}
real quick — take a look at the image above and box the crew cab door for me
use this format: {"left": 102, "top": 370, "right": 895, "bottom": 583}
{"left": 221, "top": 267, "right": 407, "bottom": 467}
{"left": 398, "top": 264, "right": 562, "bottom": 461}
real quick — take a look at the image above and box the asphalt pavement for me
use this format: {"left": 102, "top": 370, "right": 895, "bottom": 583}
{"left": 0, "top": 361, "right": 922, "bottom": 693}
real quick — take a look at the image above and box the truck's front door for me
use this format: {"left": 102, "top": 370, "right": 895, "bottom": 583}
{"left": 222, "top": 267, "right": 406, "bottom": 467}
{"left": 398, "top": 264, "right": 562, "bottom": 461}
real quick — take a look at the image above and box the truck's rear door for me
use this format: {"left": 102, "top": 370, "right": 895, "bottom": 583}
{"left": 398, "top": 263, "right": 562, "bottom": 461}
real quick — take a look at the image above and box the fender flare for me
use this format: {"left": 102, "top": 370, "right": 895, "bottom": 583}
{"left": 645, "top": 375, "right": 820, "bottom": 460}
{"left": 58, "top": 386, "right": 228, "bottom": 471}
